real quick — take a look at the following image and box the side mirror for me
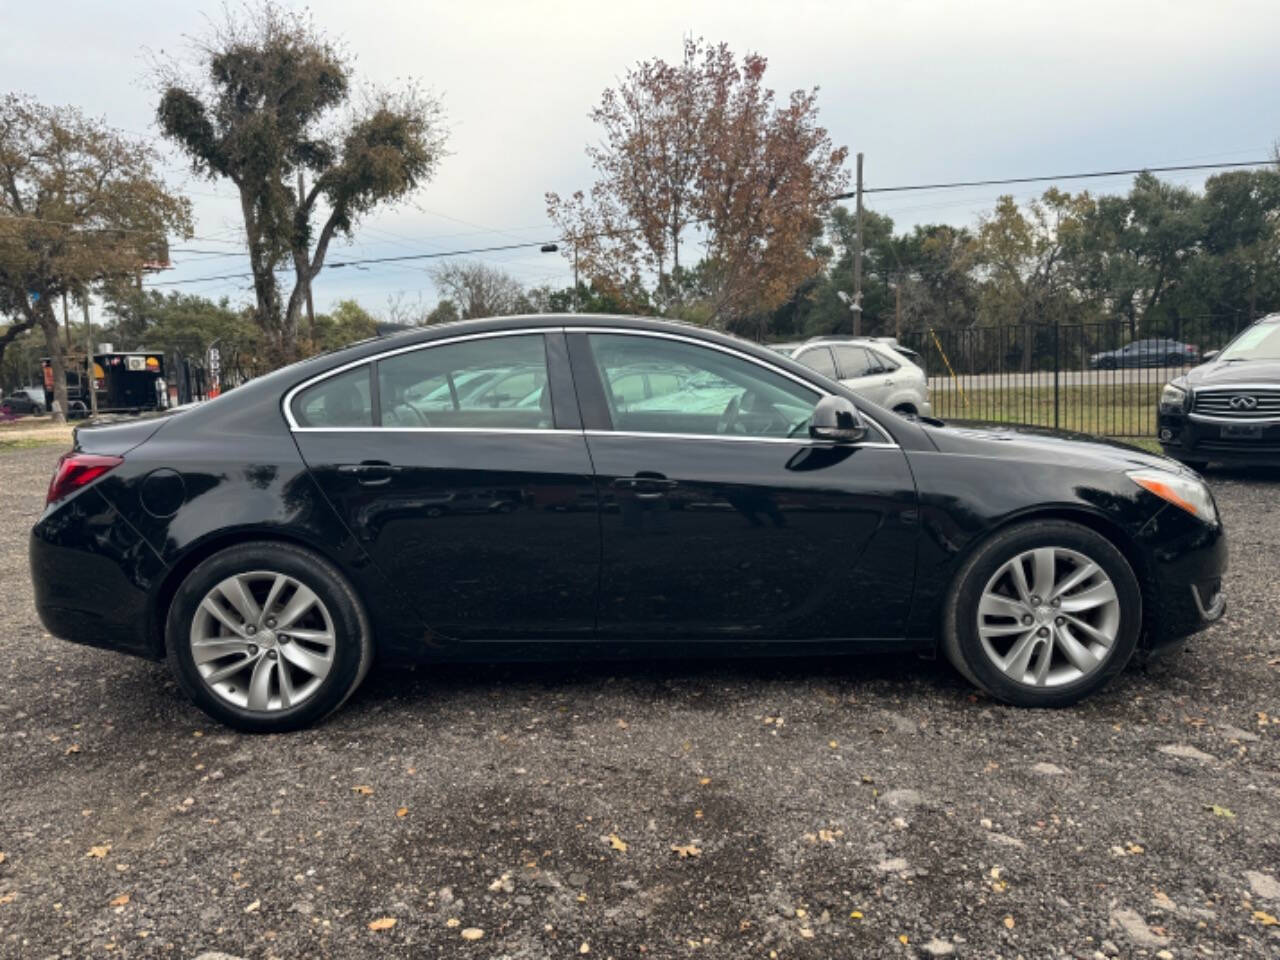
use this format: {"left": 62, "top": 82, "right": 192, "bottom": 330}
{"left": 1202, "top": 349, "right": 1219, "bottom": 362}
{"left": 809, "top": 395, "right": 867, "bottom": 443}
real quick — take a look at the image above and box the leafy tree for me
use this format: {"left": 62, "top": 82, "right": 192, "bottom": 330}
{"left": 156, "top": 2, "right": 446, "bottom": 364}
{"left": 102, "top": 288, "right": 266, "bottom": 380}
{"left": 547, "top": 37, "right": 847, "bottom": 326}
{"left": 312, "top": 298, "right": 377, "bottom": 351}
{"left": 0, "top": 94, "right": 191, "bottom": 420}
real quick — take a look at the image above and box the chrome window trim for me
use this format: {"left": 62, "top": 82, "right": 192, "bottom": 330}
{"left": 281, "top": 322, "right": 900, "bottom": 447}
{"left": 292, "top": 426, "right": 581, "bottom": 435}
{"left": 282, "top": 327, "right": 554, "bottom": 430}
{"left": 583, "top": 429, "right": 898, "bottom": 449}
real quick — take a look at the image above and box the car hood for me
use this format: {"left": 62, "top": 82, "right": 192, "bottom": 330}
{"left": 1182, "top": 358, "right": 1280, "bottom": 387}
{"left": 922, "top": 419, "right": 1189, "bottom": 473}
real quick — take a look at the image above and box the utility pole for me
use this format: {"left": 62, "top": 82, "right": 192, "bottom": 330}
{"left": 82, "top": 296, "right": 98, "bottom": 416}
{"left": 572, "top": 243, "right": 580, "bottom": 312}
{"left": 852, "top": 151, "right": 864, "bottom": 337}
{"left": 298, "top": 171, "right": 316, "bottom": 348}
{"left": 894, "top": 280, "right": 902, "bottom": 340}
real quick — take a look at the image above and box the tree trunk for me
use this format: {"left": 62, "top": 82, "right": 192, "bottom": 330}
{"left": 0, "top": 317, "right": 37, "bottom": 372}
{"left": 36, "top": 298, "right": 69, "bottom": 424}
{"left": 239, "top": 188, "right": 287, "bottom": 365}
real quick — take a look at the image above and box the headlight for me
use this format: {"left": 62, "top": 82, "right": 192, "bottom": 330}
{"left": 1159, "top": 381, "right": 1188, "bottom": 412}
{"left": 1128, "top": 468, "right": 1217, "bottom": 524}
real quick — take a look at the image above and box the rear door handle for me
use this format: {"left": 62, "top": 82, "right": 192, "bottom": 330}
{"left": 338, "top": 460, "right": 402, "bottom": 486}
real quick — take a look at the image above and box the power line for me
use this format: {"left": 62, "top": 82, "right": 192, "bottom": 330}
{"left": 842, "top": 160, "right": 1272, "bottom": 198}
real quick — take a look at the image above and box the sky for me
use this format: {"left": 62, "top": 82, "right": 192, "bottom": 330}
{"left": 3, "top": 0, "right": 1279, "bottom": 321}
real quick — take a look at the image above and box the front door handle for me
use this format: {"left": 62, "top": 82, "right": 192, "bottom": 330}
{"left": 338, "top": 460, "right": 402, "bottom": 486}
{"left": 613, "top": 475, "right": 678, "bottom": 499}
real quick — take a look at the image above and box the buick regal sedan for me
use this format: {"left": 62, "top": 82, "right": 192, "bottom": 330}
{"left": 31, "top": 315, "right": 1227, "bottom": 731}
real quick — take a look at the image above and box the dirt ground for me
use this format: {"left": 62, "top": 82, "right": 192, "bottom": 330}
{"left": 1, "top": 442, "right": 1278, "bottom": 959}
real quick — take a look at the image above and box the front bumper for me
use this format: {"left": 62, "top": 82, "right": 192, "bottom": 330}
{"left": 1136, "top": 500, "right": 1228, "bottom": 651}
{"left": 30, "top": 487, "right": 168, "bottom": 660}
{"left": 1159, "top": 409, "right": 1280, "bottom": 466}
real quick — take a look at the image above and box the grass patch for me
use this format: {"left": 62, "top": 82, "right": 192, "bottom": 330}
{"left": 930, "top": 383, "right": 1161, "bottom": 441}
{"left": 0, "top": 418, "right": 74, "bottom": 452}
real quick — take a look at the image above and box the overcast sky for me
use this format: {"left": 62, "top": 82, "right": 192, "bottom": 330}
{"left": 4, "top": 0, "right": 1278, "bottom": 318}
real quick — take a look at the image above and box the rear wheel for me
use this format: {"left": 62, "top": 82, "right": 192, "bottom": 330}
{"left": 165, "top": 542, "right": 373, "bottom": 732}
{"left": 942, "top": 521, "right": 1141, "bottom": 707}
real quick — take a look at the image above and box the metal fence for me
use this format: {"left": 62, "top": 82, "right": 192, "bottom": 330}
{"left": 900, "top": 318, "right": 1245, "bottom": 438}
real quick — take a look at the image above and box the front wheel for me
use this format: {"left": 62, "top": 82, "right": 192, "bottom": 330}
{"left": 942, "top": 521, "right": 1142, "bottom": 707}
{"left": 165, "top": 542, "right": 373, "bottom": 732}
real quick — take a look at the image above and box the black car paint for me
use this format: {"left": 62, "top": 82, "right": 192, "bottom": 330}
{"left": 31, "top": 315, "right": 1225, "bottom": 668}
{"left": 1159, "top": 358, "right": 1280, "bottom": 466}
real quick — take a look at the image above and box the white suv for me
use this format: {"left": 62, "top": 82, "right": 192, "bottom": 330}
{"left": 773, "top": 339, "right": 931, "bottom": 417}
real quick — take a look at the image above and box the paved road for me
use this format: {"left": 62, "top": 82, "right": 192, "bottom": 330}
{"left": 2, "top": 444, "right": 1279, "bottom": 958}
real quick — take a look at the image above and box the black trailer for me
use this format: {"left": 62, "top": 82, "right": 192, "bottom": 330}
{"left": 43, "top": 351, "right": 169, "bottom": 416}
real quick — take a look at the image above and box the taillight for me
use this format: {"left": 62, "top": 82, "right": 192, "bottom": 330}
{"left": 46, "top": 452, "right": 123, "bottom": 505}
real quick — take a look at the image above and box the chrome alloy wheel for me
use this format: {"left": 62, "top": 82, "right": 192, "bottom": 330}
{"left": 189, "top": 571, "right": 336, "bottom": 712}
{"left": 976, "top": 547, "right": 1121, "bottom": 688}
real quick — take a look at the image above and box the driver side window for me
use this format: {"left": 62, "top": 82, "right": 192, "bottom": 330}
{"left": 587, "top": 333, "right": 819, "bottom": 438}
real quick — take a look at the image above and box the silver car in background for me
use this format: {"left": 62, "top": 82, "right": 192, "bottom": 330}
{"left": 772, "top": 337, "right": 932, "bottom": 417}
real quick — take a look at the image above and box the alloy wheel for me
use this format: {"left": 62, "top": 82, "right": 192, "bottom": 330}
{"left": 189, "top": 570, "right": 336, "bottom": 712}
{"left": 976, "top": 547, "right": 1121, "bottom": 688}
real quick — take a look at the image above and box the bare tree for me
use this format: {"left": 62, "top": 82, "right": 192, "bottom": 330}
{"left": 428, "top": 261, "right": 526, "bottom": 319}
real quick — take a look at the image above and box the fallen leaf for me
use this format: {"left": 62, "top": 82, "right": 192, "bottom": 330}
{"left": 1254, "top": 910, "right": 1279, "bottom": 926}
{"left": 898, "top": 934, "right": 909, "bottom": 945}
{"left": 446, "top": 917, "right": 461, "bottom": 928}
{"left": 1003, "top": 915, "right": 1015, "bottom": 929}
{"left": 86, "top": 845, "right": 111, "bottom": 859}
{"left": 606, "top": 833, "right": 628, "bottom": 853}
{"left": 1206, "top": 804, "right": 1236, "bottom": 818}
{"left": 368, "top": 916, "right": 397, "bottom": 931}
{"left": 579, "top": 943, "right": 591, "bottom": 954}
{"left": 352, "top": 785, "right": 374, "bottom": 796}
{"left": 109, "top": 893, "right": 130, "bottom": 907}
{"left": 1126, "top": 843, "right": 1145, "bottom": 854}
{"left": 244, "top": 899, "right": 260, "bottom": 913}
{"left": 616, "top": 719, "right": 629, "bottom": 730}
{"left": 828, "top": 740, "right": 839, "bottom": 749}
{"left": 849, "top": 910, "right": 863, "bottom": 920}
{"left": 671, "top": 844, "right": 702, "bottom": 859}
{"left": 0, "top": 853, "right": 5, "bottom": 865}
{"left": 460, "top": 927, "right": 484, "bottom": 941}
{"left": 395, "top": 807, "right": 408, "bottom": 818}
{"left": 698, "top": 777, "right": 711, "bottom": 786}
{"left": 694, "top": 809, "right": 703, "bottom": 819}
{"left": 65, "top": 744, "right": 81, "bottom": 755}
{"left": 799, "top": 928, "right": 814, "bottom": 939}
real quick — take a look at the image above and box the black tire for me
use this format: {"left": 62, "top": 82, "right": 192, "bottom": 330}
{"left": 1098, "top": 358, "right": 1117, "bottom": 370}
{"left": 942, "top": 520, "right": 1142, "bottom": 707}
{"left": 165, "top": 541, "right": 373, "bottom": 732}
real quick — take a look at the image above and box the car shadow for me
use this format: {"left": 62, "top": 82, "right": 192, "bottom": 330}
{"left": 347, "top": 650, "right": 969, "bottom": 713}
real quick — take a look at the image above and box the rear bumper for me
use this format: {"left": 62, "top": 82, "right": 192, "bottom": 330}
{"left": 30, "top": 488, "right": 168, "bottom": 660}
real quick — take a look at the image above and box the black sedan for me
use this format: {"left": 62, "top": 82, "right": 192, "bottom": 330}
{"left": 1090, "top": 338, "right": 1200, "bottom": 369}
{"left": 1158, "top": 314, "right": 1280, "bottom": 468}
{"left": 31, "top": 315, "right": 1227, "bottom": 731}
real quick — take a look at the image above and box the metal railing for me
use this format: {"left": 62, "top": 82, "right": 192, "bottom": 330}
{"left": 900, "top": 318, "right": 1245, "bottom": 437}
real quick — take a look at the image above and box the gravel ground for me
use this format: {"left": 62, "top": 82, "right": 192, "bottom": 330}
{"left": 1, "top": 442, "right": 1278, "bottom": 960}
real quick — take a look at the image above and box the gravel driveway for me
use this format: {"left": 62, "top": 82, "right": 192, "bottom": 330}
{"left": 1, "top": 443, "right": 1278, "bottom": 959}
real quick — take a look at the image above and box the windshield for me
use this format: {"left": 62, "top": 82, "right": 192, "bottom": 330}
{"left": 1219, "top": 319, "right": 1280, "bottom": 361}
